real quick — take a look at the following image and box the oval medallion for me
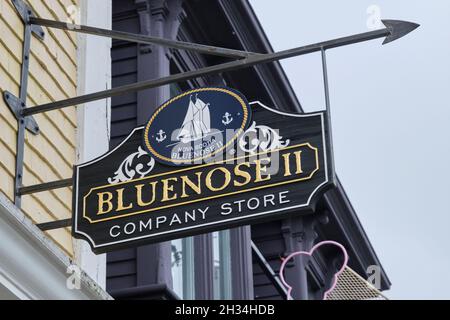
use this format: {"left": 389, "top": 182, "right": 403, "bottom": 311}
{"left": 143, "top": 87, "right": 251, "bottom": 165}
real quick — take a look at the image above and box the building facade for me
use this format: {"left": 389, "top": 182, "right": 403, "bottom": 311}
{"left": 105, "top": 0, "right": 390, "bottom": 300}
{"left": 0, "top": 0, "right": 389, "bottom": 300}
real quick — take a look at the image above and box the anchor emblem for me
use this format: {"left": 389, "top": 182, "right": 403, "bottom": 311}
{"left": 155, "top": 129, "right": 167, "bottom": 143}
{"left": 222, "top": 112, "right": 233, "bottom": 125}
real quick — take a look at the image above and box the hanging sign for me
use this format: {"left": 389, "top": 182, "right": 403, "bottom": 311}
{"left": 72, "top": 87, "right": 334, "bottom": 253}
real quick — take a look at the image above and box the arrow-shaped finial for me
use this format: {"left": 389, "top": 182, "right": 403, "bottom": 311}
{"left": 382, "top": 20, "right": 420, "bottom": 45}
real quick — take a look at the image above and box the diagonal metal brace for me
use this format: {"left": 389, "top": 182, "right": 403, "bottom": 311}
{"left": 3, "top": 91, "right": 40, "bottom": 135}
{"left": 12, "top": 0, "right": 45, "bottom": 40}
{"left": 21, "top": 19, "right": 419, "bottom": 117}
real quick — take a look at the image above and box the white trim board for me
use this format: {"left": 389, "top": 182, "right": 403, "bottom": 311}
{"left": 74, "top": 0, "right": 112, "bottom": 289}
{"left": 0, "top": 192, "right": 112, "bottom": 300}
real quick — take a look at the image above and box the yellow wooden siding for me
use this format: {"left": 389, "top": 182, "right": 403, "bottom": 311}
{"left": 0, "top": 0, "right": 79, "bottom": 257}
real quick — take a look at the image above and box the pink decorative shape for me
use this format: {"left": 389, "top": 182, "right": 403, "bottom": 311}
{"left": 279, "top": 240, "right": 348, "bottom": 300}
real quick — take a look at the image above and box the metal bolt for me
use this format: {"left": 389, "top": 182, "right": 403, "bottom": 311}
{"left": 20, "top": 119, "right": 25, "bottom": 124}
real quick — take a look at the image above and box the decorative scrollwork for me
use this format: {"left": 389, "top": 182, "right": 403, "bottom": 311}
{"left": 108, "top": 146, "right": 155, "bottom": 184}
{"left": 238, "top": 122, "right": 290, "bottom": 153}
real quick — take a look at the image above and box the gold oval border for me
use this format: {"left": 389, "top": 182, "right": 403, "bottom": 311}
{"left": 144, "top": 87, "right": 249, "bottom": 164}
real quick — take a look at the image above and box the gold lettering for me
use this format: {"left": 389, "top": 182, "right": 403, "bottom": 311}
{"left": 254, "top": 157, "right": 271, "bottom": 182}
{"left": 135, "top": 182, "right": 158, "bottom": 207}
{"left": 282, "top": 153, "right": 291, "bottom": 177}
{"left": 117, "top": 188, "right": 133, "bottom": 211}
{"left": 294, "top": 150, "right": 303, "bottom": 174}
{"left": 162, "top": 177, "right": 178, "bottom": 202}
{"left": 205, "top": 167, "right": 231, "bottom": 192}
{"left": 97, "top": 191, "right": 113, "bottom": 215}
{"left": 234, "top": 162, "right": 252, "bottom": 187}
{"left": 181, "top": 173, "right": 202, "bottom": 198}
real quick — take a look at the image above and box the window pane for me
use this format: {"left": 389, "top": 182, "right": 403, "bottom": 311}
{"left": 213, "top": 230, "right": 232, "bottom": 299}
{"left": 182, "top": 237, "right": 195, "bottom": 299}
{"left": 171, "top": 237, "right": 195, "bottom": 299}
{"left": 171, "top": 239, "right": 183, "bottom": 298}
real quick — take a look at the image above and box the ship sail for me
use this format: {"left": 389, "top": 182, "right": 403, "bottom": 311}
{"left": 177, "top": 95, "right": 211, "bottom": 143}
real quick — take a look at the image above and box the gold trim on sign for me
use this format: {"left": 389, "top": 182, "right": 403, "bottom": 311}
{"left": 82, "top": 143, "right": 320, "bottom": 223}
{"left": 144, "top": 87, "right": 249, "bottom": 163}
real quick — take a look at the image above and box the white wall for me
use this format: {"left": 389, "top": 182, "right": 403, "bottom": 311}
{"left": 74, "top": 0, "right": 112, "bottom": 290}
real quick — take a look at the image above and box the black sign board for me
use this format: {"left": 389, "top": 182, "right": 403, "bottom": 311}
{"left": 72, "top": 88, "right": 334, "bottom": 253}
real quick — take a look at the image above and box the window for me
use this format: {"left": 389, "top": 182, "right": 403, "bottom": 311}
{"left": 213, "top": 230, "right": 232, "bottom": 299}
{"left": 171, "top": 237, "right": 195, "bottom": 299}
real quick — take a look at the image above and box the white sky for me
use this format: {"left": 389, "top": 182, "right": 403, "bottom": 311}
{"left": 250, "top": 0, "right": 450, "bottom": 299}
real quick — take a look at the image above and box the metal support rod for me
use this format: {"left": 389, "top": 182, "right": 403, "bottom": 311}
{"left": 29, "top": 17, "right": 257, "bottom": 59}
{"left": 14, "top": 23, "right": 32, "bottom": 207}
{"left": 18, "top": 178, "right": 73, "bottom": 196}
{"left": 321, "top": 48, "right": 336, "bottom": 184}
{"left": 321, "top": 48, "right": 331, "bottom": 112}
{"left": 251, "top": 241, "right": 288, "bottom": 298}
{"left": 37, "top": 218, "right": 72, "bottom": 232}
{"left": 21, "top": 20, "right": 419, "bottom": 117}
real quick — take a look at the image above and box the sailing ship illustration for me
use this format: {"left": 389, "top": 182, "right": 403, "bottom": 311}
{"left": 176, "top": 94, "right": 211, "bottom": 143}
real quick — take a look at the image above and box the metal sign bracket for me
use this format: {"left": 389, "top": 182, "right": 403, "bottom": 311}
{"left": 4, "top": 0, "right": 46, "bottom": 207}
{"left": 1, "top": 0, "right": 419, "bottom": 226}
{"left": 3, "top": 91, "right": 40, "bottom": 135}
{"left": 11, "top": 0, "right": 45, "bottom": 40}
